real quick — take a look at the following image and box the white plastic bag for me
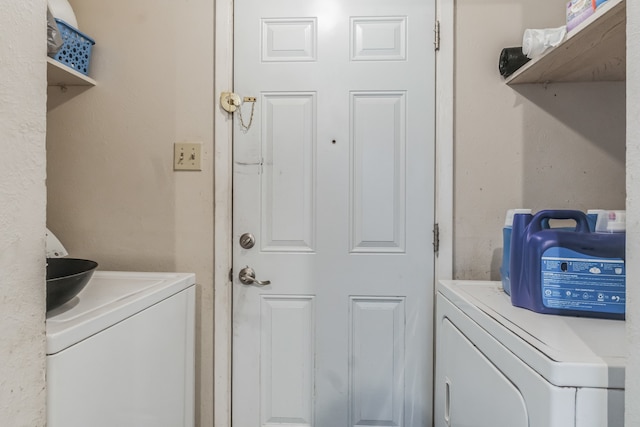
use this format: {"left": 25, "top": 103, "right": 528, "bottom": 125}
{"left": 47, "top": 7, "right": 64, "bottom": 57}
{"left": 522, "top": 26, "right": 567, "bottom": 59}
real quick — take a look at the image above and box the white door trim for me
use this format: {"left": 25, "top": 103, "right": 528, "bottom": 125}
{"left": 435, "top": 0, "right": 454, "bottom": 281}
{"left": 213, "top": 1, "right": 234, "bottom": 426}
{"left": 213, "top": 1, "right": 454, "bottom": 425}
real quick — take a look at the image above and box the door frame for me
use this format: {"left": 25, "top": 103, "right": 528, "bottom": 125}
{"left": 213, "top": 1, "right": 454, "bottom": 425}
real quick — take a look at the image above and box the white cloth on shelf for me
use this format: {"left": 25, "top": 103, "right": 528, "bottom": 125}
{"left": 522, "top": 26, "right": 567, "bottom": 59}
{"left": 47, "top": 0, "right": 78, "bottom": 29}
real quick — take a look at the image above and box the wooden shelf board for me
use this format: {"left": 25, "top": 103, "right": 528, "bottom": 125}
{"left": 47, "top": 57, "right": 96, "bottom": 87}
{"left": 506, "top": 0, "right": 625, "bottom": 85}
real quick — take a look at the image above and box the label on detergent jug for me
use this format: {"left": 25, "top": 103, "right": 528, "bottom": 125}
{"left": 541, "top": 247, "right": 625, "bottom": 314}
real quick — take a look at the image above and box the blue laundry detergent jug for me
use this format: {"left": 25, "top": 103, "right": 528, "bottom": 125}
{"left": 509, "top": 209, "right": 626, "bottom": 320}
{"left": 587, "top": 209, "right": 605, "bottom": 232}
{"left": 501, "top": 208, "right": 567, "bottom": 295}
{"left": 500, "top": 209, "right": 531, "bottom": 295}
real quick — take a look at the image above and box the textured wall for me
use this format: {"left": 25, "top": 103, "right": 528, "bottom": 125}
{"left": 0, "top": 0, "right": 47, "bottom": 425}
{"left": 626, "top": 2, "right": 639, "bottom": 426}
{"left": 46, "top": 0, "right": 214, "bottom": 425}
{"left": 454, "top": 0, "right": 626, "bottom": 280}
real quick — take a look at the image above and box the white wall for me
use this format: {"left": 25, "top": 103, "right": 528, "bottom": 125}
{"left": 625, "top": 1, "right": 639, "bottom": 425}
{"left": 0, "top": 0, "right": 47, "bottom": 425}
{"left": 46, "top": 1, "right": 214, "bottom": 425}
{"left": 454, "top": 0, "right": 626, "bottom": 280}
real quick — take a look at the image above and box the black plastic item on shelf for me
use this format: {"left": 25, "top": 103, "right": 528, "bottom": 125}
{"left": 498, "top": 47, "right": 531, "bottom": 78}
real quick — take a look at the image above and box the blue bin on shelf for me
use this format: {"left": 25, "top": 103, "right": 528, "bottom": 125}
{"left": 53, "top": 19, "right": 95, "bottom": 76}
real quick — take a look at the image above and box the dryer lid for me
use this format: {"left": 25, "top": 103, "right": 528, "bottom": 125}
{"left": 438, "top": 280, "right": 626, "bottom": 389}
{"left": 46, "top": 271, "right": 196, "bottom": 355}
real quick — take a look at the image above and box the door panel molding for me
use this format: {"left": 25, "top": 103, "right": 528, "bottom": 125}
{"left": 350, "top": 91, "right": 407, "bottom": 253}
{"left": 350, "top": 297, "right": 406, "bottom": 427}
{"left": 260, "top": 295, "right": 316, "bottom": 426}
{"left": 261, "top": 92, "right": 317, "bottom": 253}
{"left": 262, "top": 18, "right": 318, "bottom": 62}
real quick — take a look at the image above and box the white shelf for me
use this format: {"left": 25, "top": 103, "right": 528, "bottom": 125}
{"left": 506, "top": 0, "right": 625, "bottom": 85}
{"left": 47, "top": 57, "right": 96, "bottom": 87}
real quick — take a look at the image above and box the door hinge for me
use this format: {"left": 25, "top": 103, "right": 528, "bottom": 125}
{"left": 434, "top": 20, "right": 441, "bottom": 51}
{"left": 433, "top": 223, "right": 440, "bottom": 254}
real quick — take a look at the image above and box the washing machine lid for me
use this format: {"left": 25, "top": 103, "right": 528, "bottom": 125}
{"left": 46, "top": 271, "right": 196, "bottom": 355}
{"left": 438, "top": 280, "right": 626, "bottom": 389}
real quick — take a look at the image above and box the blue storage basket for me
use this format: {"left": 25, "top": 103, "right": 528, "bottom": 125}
{"left": 53, "top": 19, "right": 95, "bottom": 76}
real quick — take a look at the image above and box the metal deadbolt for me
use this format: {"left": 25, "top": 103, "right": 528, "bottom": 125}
{"left": 239, "top": 233, "right": 256, "bottom": 249}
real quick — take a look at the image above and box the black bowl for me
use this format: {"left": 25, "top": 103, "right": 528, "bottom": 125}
{"left": 46, "top": 258, "right": 98, "bottom": 311}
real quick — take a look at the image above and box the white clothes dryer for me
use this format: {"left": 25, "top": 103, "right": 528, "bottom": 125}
{"left": 46, "top": 271, "right": 196, "bottom": 427}
{"left": 435, "top": 280, "right": 625, "bottom": 427}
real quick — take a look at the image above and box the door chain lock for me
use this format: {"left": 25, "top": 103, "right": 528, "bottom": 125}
{"left": 219, "top": 92, "right": 257, "bottom": 131}
{"left": 220, "top": 92, "right": 241, "bottom": 113}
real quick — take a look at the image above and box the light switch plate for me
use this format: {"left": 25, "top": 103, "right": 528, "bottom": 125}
{"left": 174, "top": 142, "right": 202, "bottom": 171}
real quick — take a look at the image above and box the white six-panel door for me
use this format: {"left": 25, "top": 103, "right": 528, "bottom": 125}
{"left": 232, "top": 0, "right": 436, "bottom": 425}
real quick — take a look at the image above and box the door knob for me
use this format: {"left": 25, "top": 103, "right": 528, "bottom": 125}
{"left": 239, "top": 267, "right": 271, "bottom": 286}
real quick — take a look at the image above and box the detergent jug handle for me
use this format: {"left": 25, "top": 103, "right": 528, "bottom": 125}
{"left": 529, "top": 210, "right": 590, "bottom": 233}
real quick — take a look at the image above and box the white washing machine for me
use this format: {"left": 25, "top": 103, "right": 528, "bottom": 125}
{"left": 435, "top": 280, "right": 625, "bottom": 427}
{"left": 46, "top": 271, "right": 196, "bottom": 427}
